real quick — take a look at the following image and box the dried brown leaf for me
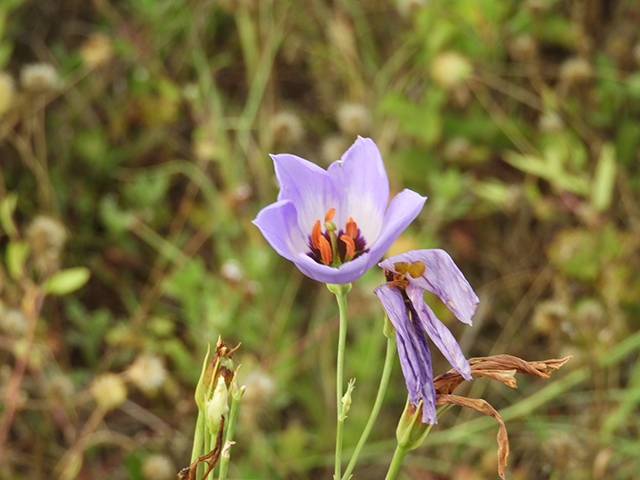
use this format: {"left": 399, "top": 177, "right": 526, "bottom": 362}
{"left": 436, "top": 394, "right": 509, "bottom": 480}
{"left": 434, "top": 355, "right": 572, "bottom": 394}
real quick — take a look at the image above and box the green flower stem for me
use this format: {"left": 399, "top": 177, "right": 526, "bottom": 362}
{"left": 384, "top": 444, "right": 410, "bottom": 480}
{"left": 218, "top": 386, "right": 245, "bottom": 480}
{"left": 207, "top": 431, "right": 217, "bottom": 480}
{"left": 341, "top": 333, "right": 396, "bottom": 480}
{"left": 190, "top": 410, "right": 205, "bottom": 463}
{"left": 202, "top": 424, "right": 212, "bottom": 480}
{"left": 327, "top": 283, "right": 352, "bottom": 480}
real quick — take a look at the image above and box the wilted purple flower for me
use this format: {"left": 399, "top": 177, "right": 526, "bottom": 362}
{"left": 253, "top": 137, "right": 426, "bottom": 284}
{"left": 374, "top": 249, "right": 479, "bottom": 424}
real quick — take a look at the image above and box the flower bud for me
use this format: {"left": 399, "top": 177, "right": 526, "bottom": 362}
{"left": 340, "top": 378, "right": 356, "bottom": 420}
{"left": 205, "top": 375, "right": 230, "bottom": 432}
{"left": 396, "top": 398, "right": 433, "bottom": 451}
{"left": 195, "top": 338, "right": 238, "bottom": 410}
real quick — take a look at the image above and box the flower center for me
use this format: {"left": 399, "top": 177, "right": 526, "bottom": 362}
{"left": 385, "top": 261, "right": 425, "bottom": 288}
{"left": 307, "top": 208, "right": 369, "bottom": 266}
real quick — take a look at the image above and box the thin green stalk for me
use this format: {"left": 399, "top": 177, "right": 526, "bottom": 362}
{"left": 341, "top": 334, "right": 396, "bottom": 480}
{"left": 190, "top": 410, "right": 205, "bottom": 462}
{"left": 218, "top": 386, "right": 245, "bottom": 480}
{"left": 327, "top": 283, "right": 352, "bottom": 480}
{"left": 202, "top": 424, "right": 211, "bottom": 480}
{"left": 207, "top": 431, "right": 216, "bottom": 480}
{"left": 384, "top": 445, "right": 410, "bottom": 480}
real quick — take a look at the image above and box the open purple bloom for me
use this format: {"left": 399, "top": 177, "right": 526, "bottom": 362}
{"left": 374, "top": 249, "right": 479, "bottom": 424}
{"left": 253, "top": 137, "right": 426, "bottom": 284}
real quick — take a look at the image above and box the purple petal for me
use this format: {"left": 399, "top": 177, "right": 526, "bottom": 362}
{"left": 407, "top": 283, "right": 472, "bottom": 380}
{"left": 294, "top": 250, "right": 373, "bottom": 284}
{"left": 374, "top": 285, "right": 438, "bottom": 424}
{"left": 365, "top": 189, "right": 427, "bottom": 263}
{"left": 379, "top": 249, "right": 478, "bottom": 325}
{"left": 272, "top": 153, "right": 340, "bottom": 235}
{"left": 327, "top": 137, "right": 389, "bottom": 243}
{"left": 252, "top": 200, "right": 304, "bottom": 260}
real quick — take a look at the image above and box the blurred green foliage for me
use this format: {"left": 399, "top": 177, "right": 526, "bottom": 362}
{"left": 1, "top": 0, "right": 640, "bottom": 479}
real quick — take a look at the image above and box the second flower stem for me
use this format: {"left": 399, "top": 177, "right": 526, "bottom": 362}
{"left": 328, "top": 283, "right": 352, "bottom": 480}
{"left": 341, "top": 333, "right": 396, "bottom": 480}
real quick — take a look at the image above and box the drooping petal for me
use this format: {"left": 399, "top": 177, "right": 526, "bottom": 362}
{"left": 252, "top": 200, "right": 305, "bottom": 260}
{"left": 379, "top": 249, "right": 479, "bottom": 325}
{"left": 406, "top": 283, "right": 472, "bottom": 380}
{"left": 365, "top": 190, "right": 427, "bottom": 264}
{"left": 374, "top": 285, "right": 438, "bottom": 424}
{"left": 327, "top": 136, "right": 389, "bottom": 243}
{"left": 272, "top": 153, "right": 340, "bottom": 236}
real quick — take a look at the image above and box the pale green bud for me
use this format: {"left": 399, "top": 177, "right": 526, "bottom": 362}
{"left": 340, "top": 378, "right": 356, "bottom": 420}
{"left": 205, "top": 375, "right": 230, "bottom": 432}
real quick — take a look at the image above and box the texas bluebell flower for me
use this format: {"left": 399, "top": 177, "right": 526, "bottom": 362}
{"left": 374, "top": 249, "right": 479, "bottom": 424}
{"left": 253, "top": 137, "right": 426, "bottom": 284}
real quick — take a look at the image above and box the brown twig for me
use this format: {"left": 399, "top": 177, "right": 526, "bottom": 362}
{"left": 0, "top": 283, "right": 45, "bottom": 463}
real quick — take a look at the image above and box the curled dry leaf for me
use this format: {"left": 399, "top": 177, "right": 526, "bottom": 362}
{"left": 436, "top": 394, "right": 509, "bottom": 480}
{"left": 432, "top": 354, "right": 571, "bottom": 480}
{"left": 434, "top": 354, "right": 572, "bottom": 394}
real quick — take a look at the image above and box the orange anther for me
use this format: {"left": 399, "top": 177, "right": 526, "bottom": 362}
{"left": 311, "top": 220, "right": 322, "bottom": 249}
{"left": 407, "top": 261, "right": 426, "bottom": 278}
{"left": 318, "top": 235, "right": 333, "bottom": 265}
{"left": 345, "top": 217, "right": 358, "bottom": 238}
{"left": 325, "top": 208, "right": 336, "bottom": 222}
{"left": 341, "top": 235, "right": 356, "bottom": 259}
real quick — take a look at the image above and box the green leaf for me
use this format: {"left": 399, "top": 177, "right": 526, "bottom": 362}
{"left": 43, "top": 267, "right": 91, "bottom": 295}
{"left": 0, "top": 193, "right": 18, "bottom": 238}
{"left": 6, "top": 241, "right": 28, "bottom": 280}
{"left": 591, "top": 143, "right": 616, "bottom": 212}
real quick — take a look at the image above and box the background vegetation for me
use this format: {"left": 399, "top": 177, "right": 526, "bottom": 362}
{"left": 1, "top": 0, "right": 640, "bottom": 479}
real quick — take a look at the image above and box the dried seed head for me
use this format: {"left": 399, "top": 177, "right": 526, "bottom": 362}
{"left": 443, "top": 137, "right": 472, "bottom": 163}
{"left": 509, "top": 34, "right": 537, "bottom": 62}
{"left": 538, "top": 111, "right": 564, "bottom": 133}
{"left": 242, "top": 369, "right": 275, "bottom": 409}
{"left": 269, "top": 111, "right": 304, "bottom": 147}
{"left": 127, "top": 353, "right": 167, "bottom": 394}
{"left": 336, "top": 102, "right": 371, "bottom": 137}
{"left": 26, "top": 216, "right": 67, "bottom": 275}
{"left": 80, "top": 33, "right": 114, "bottom": 68}
{"left": 430, "top": 51, "right": 472, "bottom": 90}
{"left": 0, "top": 72, "right": 15, "bottom": 117}
{"left": 532, "top": 299, "right": 570, "bottom": 336}
{"left": 559, "top": 57, "right": 593, "bottom": 85}
{"left": 0, "top": 308, "right": 26, "bottom": 335}
{"left": 221, "top": 259, "right": 243, "bottom": 283}
{"left": 142, "top": 454, "right": 175, "bottom": 480}
{"left": 20, "top": 63, "right": 60, "bottom": 93}
{"left": 396, "top": 0, "right": 426, "bottom": 18}
{"left": 91, "top": 373, "right": 127, "bottom": 410}
{"left": 321, "top": 135, "right": 350, "bottom": 164}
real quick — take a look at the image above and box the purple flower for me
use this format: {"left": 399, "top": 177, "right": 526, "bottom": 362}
{"left": 253, "top": 137, "right": 426, "bottom": 284}
{"left": 374, "top": 249, "right": 479, "bottom": 424}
